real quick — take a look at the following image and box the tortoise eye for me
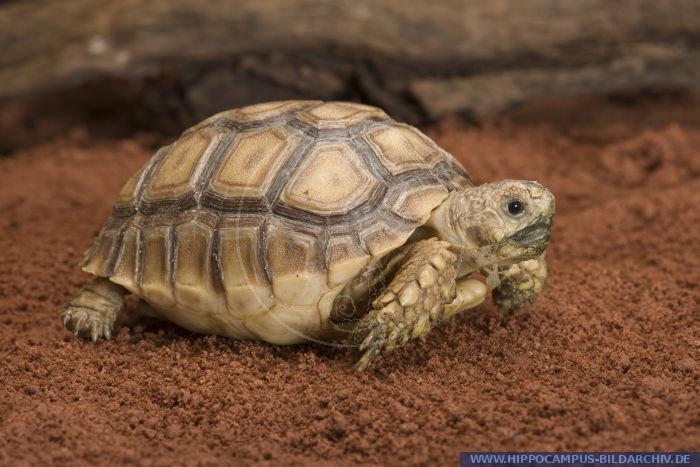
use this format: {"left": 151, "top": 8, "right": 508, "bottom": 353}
{"left": 506, "top": 198, "right": 525, "bottom": 217}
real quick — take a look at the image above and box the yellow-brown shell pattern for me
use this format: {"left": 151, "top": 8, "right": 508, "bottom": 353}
{"left": 81, "top": 101, "right": 472, "bottom": 343}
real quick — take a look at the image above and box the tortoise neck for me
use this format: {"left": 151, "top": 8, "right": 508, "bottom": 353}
{"left": 425, "top": 189, "right": 488, "bottom": 271}
{"left": 425, "top": 191, "right": 467, "bottom": 248}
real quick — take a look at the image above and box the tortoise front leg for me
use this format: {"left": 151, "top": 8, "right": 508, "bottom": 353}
{"left": 58, "top": 277, "right": 127, "bottom": 341}
{"left": 492, "top": 252, "right": 548, "bottom": 310}
{"left": 351, "top": 238, "right": 484, "bottom": 371}
{"left": 443, "top": 277, "right": 487, "bottom": 319}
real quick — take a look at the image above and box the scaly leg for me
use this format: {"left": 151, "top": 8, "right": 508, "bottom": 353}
{"left": 492, "top": 252, "right": 548, "bottom": 309}
{"left": 443, "top": 278, "right": 487, "bottom": 319}
{"left": 351, "top": 238, "right": 461, "bottom": 371}
{"left": 58, "top": 277, "right": 127, "bottom": 341}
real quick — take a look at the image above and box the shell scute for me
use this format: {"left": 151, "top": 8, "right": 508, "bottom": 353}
{"left": 266, "top": 220, "right": 326, "bottom": 306}
{"left": 217, "top": 217, "right": 275, "bottom": 317}
{"left": 296, "top": 102, "right": 389, "bottom": 129}
{"left": 390, "top": 184, "right": 450, "bottom": 223}
{"left": 326, "top": 236, "right": 371, "bottom": 287}
{"left": 234, "top": 100, "right": 321, "bottom": 123}
{"left": 281, "top": 142, "right": 378, "bottom": 216}
{"left": 173, "top": 219, "right": 218, "bottom": 311}
{"left": 143, "top": 130, "right": 213, "bottom": 203}
{"left": 208, "top": 126, "right": 300, "bottom": 199}
{"left": 364, "top": 124, "right": 445, "bottom": 175}
{"left": 360, "top": 220, "right": 413, "bottom": 258}
{"left": 110, "top": 226, "right": 139, "bottom": 291}
{"left": 82, "top": 225, "right": 120, "bottom": 277}
{"left": 115, "top": 165, "right": 147, "bottom": 208}
{"left": 139, "top": 225, "right": 174, "bottom": 308}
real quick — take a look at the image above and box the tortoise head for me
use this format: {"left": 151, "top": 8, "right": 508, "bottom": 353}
{"left": 428, "top": 180, "right": 555, "bottom": 269}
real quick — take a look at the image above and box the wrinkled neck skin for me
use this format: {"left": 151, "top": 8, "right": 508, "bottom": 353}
{"left": 426, "top": 192, "right": 495, "bottom": 274}
{"left": 426, "top": 185, "right": 553, "bottom": 278}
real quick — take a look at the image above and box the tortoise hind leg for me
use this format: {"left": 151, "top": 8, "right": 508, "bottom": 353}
{"left": 59, "top": 277, "right": 127, "bottom": 341}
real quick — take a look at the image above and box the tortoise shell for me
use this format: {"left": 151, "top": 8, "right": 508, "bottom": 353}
{"left": 82, "top": 101, "right": 471, "bottom": 343}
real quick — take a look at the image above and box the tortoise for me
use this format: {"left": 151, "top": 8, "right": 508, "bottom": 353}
{"left": 59, "top": 101, "right": 555, "bottom": 370}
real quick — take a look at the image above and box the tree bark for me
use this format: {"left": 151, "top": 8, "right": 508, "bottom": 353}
{"left": 1, "top": 0, "right": 699, "bottom": 149}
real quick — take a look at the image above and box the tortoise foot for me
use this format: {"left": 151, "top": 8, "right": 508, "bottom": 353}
{"left": 59, "top": 278, "right": 126, "bottom": 341}
{"left": 351, "top": 238, "right": 459, "bottom": 371}
{"left": 492, "top": 252, "right": 548, "bottom": 310}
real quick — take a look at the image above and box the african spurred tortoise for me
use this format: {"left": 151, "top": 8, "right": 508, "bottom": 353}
{"left": 60, "top": 101, "right": 555, "bottom": 370}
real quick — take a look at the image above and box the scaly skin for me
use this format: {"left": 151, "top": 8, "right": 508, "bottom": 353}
{"left": 353, "top": 239, "right": 462, "bottom": 371}
{"left": 492, "top": 252, "right": 548, "bottom": 309}
{"left": 58, "top": 278, "right": 126, "bottom": 341}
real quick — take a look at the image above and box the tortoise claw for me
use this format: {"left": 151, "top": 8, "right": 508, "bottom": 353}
{"left": 354, "top": 346, "right": 380, "bottom": 372}
{"left": 58, "top": 278, "right": 123, "bottom": 341}
{"left": 90, "top": 321, "right": 100, "bottom": 342}
{"left": 73, "top": 315, "right": 86, "bottom": 335}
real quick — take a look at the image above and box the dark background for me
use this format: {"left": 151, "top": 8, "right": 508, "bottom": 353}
{"left": 2, "top": 0, "right": 700, "bottom": 151}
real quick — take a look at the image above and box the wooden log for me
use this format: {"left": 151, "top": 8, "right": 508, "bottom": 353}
{"left": 1, "top": 0, "right": 699, "bottom": 149}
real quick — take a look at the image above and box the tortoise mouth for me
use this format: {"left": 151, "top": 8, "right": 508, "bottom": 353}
{"left": 509, "top": 216, "right": 553, "bottom": 247}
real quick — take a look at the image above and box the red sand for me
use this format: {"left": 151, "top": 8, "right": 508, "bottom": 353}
{"left": 1, "top": 96, "right": 699, "bottom": 465}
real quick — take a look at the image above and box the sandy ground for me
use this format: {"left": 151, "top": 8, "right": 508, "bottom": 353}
{"left": 0, "top": 95, "right": 699, "bottom": 466}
